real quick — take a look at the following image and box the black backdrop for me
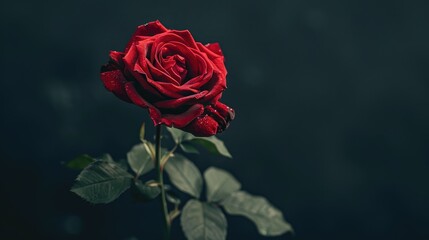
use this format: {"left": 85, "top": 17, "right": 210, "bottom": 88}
{"left": 2, "top": 0, "right": 429, "bottom": 239}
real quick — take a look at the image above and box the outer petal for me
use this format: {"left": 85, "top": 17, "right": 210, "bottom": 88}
{"left": 125, "top": 20, "right": 169, "bottom": 52}
{"left": 122, "top": 44, "right": 165, "bottom": 100}
{"left": 150, "top": 104, "right": 205, "bottom": 128}
{"left": 210, "top": 101, "right": 235, "bottom": 129}
{"left": 125, "top": 82, "right": 200, "bottom": 128}
{"left": 124, "top": 82, "right": 152, "bottom": 108}
{"left": 205, "top": 43, "right": 224, "bottom": 56}
{"left": 181, "top": 102, "right": 235, "bottom": 137}
{"left": 123, "top": 44, "right": 139, "bottom": 70}
{"left": 181, "top": 115, "right": 219, "bottom": 137}
{"left": 197, "top": 42, "right": 227, "bottom": 76}
{"left": 109, "top": 51, "right": 125, "bottom": 67}
{"left": 199, "top": 73, "right": 226, "bottom": 103}
{"left": 100, "top": 63, "right": 131, "bottom": 102}
{"left": 169, "top": 30, "right": 199, "bottom": 50}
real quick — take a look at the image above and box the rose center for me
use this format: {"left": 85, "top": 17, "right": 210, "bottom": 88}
{"left": 161, "top": 48, "right": 188, "bottom": 84}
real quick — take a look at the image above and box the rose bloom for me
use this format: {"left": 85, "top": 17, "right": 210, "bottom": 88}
{"left": 100, "top": 20, "right": 234, "bottom": 137}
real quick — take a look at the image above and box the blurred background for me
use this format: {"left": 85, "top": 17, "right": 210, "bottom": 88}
{"left": 1, "top": 0, "right": 429, "bottom": 239}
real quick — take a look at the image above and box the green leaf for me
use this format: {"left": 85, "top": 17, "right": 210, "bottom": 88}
{"left": 133, "top": 180, "right": 161, "bottom": 200}
{"left": 181, "top": 200, "right": 227, "bottom": 240}
{"left": 98, "top": 153, "right": 114, "bottom": 162}
{"left": 127, "top": 144, "right": 154, "bottom": 176}
{"left": 190, "top": 137, "right": 232, "bottom": 158}
{"left": 71, "top": 161, "right": 133, "bottom": 204}
{"left": 166, "top": 127, "right": 230, "bottom": 158}
{"left": 204, "top": 167, "right": 241, "bottom": 202}
{"left": 66, "top": 155, "right": 95, "bottom": 170}
{"left": 116, "top": 158, "right": 129, "bottom": 171}
{"left": 220, "top": 191, "right": 293, "bottom": 236}
{"left": 166, "top": 127, "right": 194, "bottom": 144}
{"left": 164, "top": 154, "right": 202, "bottom": 198}
{"left": 180, "top": 142, "right": 200, "bottom": 154}
{"left": 139, "top": 122, "right": 145, "bottom": 142}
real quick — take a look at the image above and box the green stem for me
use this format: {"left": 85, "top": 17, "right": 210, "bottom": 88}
{"left": 155, "top": 125, "right": 171, "bottom": 240}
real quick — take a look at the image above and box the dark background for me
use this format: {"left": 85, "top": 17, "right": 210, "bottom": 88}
{"left": 1, "top": 0, "right": 429, "bottom": 239}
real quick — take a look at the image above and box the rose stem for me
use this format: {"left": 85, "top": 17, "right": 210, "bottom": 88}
{"left": 155, "top": 125, "right": 171, "bottom": 240}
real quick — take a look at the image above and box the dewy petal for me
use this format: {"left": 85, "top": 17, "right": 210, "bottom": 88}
{"left": 181, "top": 115, "right": 218, "bottom": 137}
{"left": 100, "top": 63, "right": 131, "bottom": 102}
{"left": 181, "top": 101, "right": 235, "bottom": 137}
{"left": 211, "top": 101, "right": 236, "bottom": 128}
{"left": 153, "top": 104, "right": 205, "bottom": 128}
{"left": 125, "top": 20, "right": 168, "bottom": 52}
{"left": 206, "top": 101, "right": 235, "bottom": 132}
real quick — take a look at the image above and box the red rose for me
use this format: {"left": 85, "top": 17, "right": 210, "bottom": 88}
{"left": 101, "top": 20, "right": 234, "bottom": 137}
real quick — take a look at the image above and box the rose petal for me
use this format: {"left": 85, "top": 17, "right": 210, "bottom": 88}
{"left": 135, "top": 41, "right": 151, "bottom": 70}
{"left": 200, "top": 73, "right": 227, "bottom": 103}
{"left": 197, "top": 42, "right": 227, "bottom": 76}
{"left": 145, "top": 61, "right": 199, "bottom": 98}
{"left": 146, "top": 57, "right": 180, "bottom": 85}
{"left": 205, "top": 43, "right": 224, "bottom": 56}
{"left": 151, "top": 104, "right": 205, "bottom": 128}
{"left": 211, "top": 101, "right": 236, "bottom": 127}
{"left": 161, "top": 54, "right": 186, "bottom": 82}
{"left": 100, "top": 64, "right": 131, "bottom": 102}
{"left": 124, "top": 82, "right": 152, "bottom": 108}
{"left": 125, "top": 20, "right": 168, "bottom": 52}
{"left": 181, "top": 102, "right": 235, "bottom": 137}
{"left": 182, "top": 50, "right": 214, "bottom": 89}
{"left": 123, "top": 44, "right": 139, "bottom": 70}
{"left": 154, "top": 90, "right": 208, "bottom": 108}
{"left": 181, "top": 115, "right": 219, "bottom": 137}
{"left": 109, "top": 51, "right": 125, "bottom": 67}
{"left": 125, "top": 67, "right": 164, "bottom": 100}
{"left": 123, "top": 44, "right": 166, "bottom": 99}
{"left": 151, "top": 34, "right": 189, "bottom": 63}
{"left": 152, "top": 40, "right": 201, "bottom": 79}
{"left": 169, "top": 30, "right": 199, "bottom": 50}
